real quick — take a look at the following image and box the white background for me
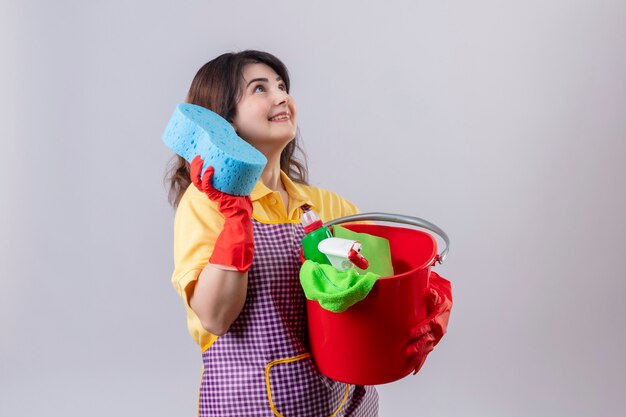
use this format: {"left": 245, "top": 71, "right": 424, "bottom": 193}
{"left": 2, "top": 1, "right": 625, "bottom": 416}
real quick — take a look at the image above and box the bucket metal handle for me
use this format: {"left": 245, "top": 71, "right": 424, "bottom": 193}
{"left": 324, "top": 212, "right": 450, "bottom": 264}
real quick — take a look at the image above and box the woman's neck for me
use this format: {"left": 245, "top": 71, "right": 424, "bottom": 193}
{"left": 260, "top": 151, "right": 290, "bottom": 213}
{"left": 260, "top": 152, "right": 284, "bottom": 191}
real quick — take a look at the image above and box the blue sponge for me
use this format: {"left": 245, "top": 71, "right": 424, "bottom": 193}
{"left": 162, "top": 104, "right": 267, "bottom": 196}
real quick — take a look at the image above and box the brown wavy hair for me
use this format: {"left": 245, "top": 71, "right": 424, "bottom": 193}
{"left": 164, "top": 50, "right": 309, "bottom": 207}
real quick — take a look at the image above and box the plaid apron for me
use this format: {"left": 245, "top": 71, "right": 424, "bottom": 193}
{"left": 198, "top": 219, "right": 379, "bottom": 416}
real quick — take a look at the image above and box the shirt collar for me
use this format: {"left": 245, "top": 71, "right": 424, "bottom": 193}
{"left": 250, "top": 171, "right": 315, "bottom": 210}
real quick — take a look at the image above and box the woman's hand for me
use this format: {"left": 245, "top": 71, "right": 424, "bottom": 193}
{"left": 406, "top": 272, "right": 452, "bottom": 374}
{"left": 190, "top": 155, "right": 254, "bottom": 272}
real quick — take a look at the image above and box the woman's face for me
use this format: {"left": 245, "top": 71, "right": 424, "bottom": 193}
{"left": 231, "top": 63, "right": 298, "bottom": 153}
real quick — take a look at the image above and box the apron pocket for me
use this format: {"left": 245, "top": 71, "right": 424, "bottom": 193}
{"left": 265, "top": 353, "right": 351, "bottom": 417}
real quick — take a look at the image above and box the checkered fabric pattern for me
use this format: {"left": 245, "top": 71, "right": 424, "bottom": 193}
{"left": 198, "top": 220, "right": 378, "bottom": 416}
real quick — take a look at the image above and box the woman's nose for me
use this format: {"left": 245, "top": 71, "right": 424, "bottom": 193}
{"left": 274, "top": 89, "right": 289, "bottom": 105}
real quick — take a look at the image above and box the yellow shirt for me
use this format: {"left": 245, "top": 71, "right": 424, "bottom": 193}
{"left": 171, "top": 171, "right": 360, "bottom": 350}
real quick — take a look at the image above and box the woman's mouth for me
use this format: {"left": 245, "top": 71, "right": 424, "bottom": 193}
{"left": 269, "top": 113, "right": 290, "bottom": 122}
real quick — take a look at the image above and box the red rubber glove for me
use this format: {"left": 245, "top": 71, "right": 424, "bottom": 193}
{"left": 406, "top": 272, "right": 452, "bottom": 374}
{"left": 190, "top": 155, "right": 254, "bottom": 272}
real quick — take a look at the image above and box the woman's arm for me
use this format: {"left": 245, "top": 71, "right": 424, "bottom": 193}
{"left": 186, "top": 156, "right": 255, "bottom": 336}
{"left": 189, "top": 265, "right": 248, "bottom": 336}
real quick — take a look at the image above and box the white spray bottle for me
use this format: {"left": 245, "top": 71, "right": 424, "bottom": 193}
{"left": 317, "top": 237, "right": 369, "bottom": 271}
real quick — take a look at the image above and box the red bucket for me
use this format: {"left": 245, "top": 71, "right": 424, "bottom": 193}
{"left": 305, "top": 213, "right": 449, "bottom": 385}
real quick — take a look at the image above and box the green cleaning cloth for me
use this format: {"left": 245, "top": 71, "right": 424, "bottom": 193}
{"left": 300, "top": 260, "right": 382, "bottom": 312}
{"left": 332, "top": 225, "right": 395, "bottom": 277}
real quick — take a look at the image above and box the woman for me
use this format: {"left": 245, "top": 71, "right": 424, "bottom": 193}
{"left": 166, "top": 50, "right": 450, "bottom": 416}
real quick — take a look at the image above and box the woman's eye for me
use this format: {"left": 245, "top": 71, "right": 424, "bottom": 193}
{"left": 278, "top": 84, "right": 286, "bottom": 91}
{"left": 254, "top": 85, "right": 265, "bottom": 93}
